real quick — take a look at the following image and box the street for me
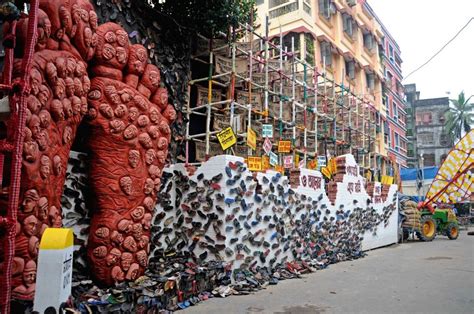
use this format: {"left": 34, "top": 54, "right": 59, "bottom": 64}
{"left": 184, "top": 230, "right": 474, "bottom": 314}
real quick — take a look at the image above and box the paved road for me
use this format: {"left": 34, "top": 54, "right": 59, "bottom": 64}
{"left": 184, "top": 229, "right": 474, "bottom": 314}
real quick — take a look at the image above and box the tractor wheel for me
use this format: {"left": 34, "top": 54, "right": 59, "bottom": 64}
{"left": 446, "top": 223, "right": 459, "bottom": 240}
{"left": 416, "top": 216, "right": 437, "bottom": 241}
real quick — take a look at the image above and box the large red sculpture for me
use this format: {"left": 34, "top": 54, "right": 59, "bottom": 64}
{"left": 1, "top": 0, "right": 176, "bottom": 297}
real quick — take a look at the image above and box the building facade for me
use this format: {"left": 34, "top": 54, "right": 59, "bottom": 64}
{"left": 414, "top": 97, "right": 452, "bottom": 167}
{"left": 379, "top": 23, "right": 408, "bottom": 168}
{"left": 404, "top": 83, "right": 419, "bottom": 168}
{"left": 255, "top": 0, "right": 404, "bottom": 168}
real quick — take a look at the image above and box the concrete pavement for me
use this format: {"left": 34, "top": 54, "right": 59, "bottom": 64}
{"left": 184, "top": 229, "right": 474, "bottom": 314}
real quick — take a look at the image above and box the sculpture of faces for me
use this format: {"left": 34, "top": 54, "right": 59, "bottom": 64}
{"left": 75, "top": 61, "right": 87, "bottom": 77}
{"left": 111, "top": 266, "right": 124, "bottom": 282}
{"left": 158, "top": 121, "right": 170, "bottom": 136}
{"left": 99, "top": 103, "right": 114, "bottom": 119}
{"left": 119, "top": 176, "right": 133, "bottom": 195}
{"left": 37, "top": 197, "right": 48, "bottom": 222}
{"left": 65, "top": 77, "right": 75, "bottom": 98}
{"left": 23, "top": 215, "right": 39, "bottom": 237}
{"left": 82, "top": 75, "right": 91, "bottom": 95}
{"left": 134, "top": 95, "right": 148, "bottom": 111}
{"left": 117, "top": 219, "right": 132, "bottom": 233}
{"left": 36, "top": 130, "right": 50, "bottom": 151}
{"left": 102, "top": 44, "right": 116, "bottom": 60}
{"left": 148, "top": 165, "right": 161, "bottom": 179}
{"left": 74, "top": 77, "right": 84, "bottom": 96}
{"left": 89, "top": 11, "right": 98, "bottom": 31}
{"left": 62, "top": 98, "right": 73, "bottom": 118}
{"left": 93, "top": 246, "right": 107, "bottom": 258}
{"left": 27, "top": 95, "right": 41, "bottom": 114}
{"left": 145, "top": 149, "right": 156, "bottom": 165}
{"left": 30, "top": 69, "right": 43, "bottom": 96}
{"left": 88, "top": 89, "right": 102, "bottom": 100}
{"left": 157, "top": 137, "right": 168, "bottom": 150}
{"left": 157, "top": 150, "right": 166, "bottom": 166}
{"left": 38, "top": 85, "right": 50, "bottom": 106}
{"left": 38, "top": 110, "right": 51, "bottom": 128}
{"left": 114, "top": 104, "right": 127, "bottom": 118}
{"left": 106, "top": 248, "right": 121, "bottom": 266}
{"left": 40, "top": 155, "right": 51, "bottom": 179}
{"left": 131, "top": 206, "right": 145, "bottom": 222}
{"left": 63, "top": 126, "right": 73, "bottom": 145}
{"left": 48, "top": 206, "right": 62, "bottom": 228}
{"left": 23, "top": 141, "right": 39, "bottom": 163}
{"left": 123, "top": 236, "right": 138, "bottom": 253}
{"left": 137, "top": 115, "right": 150, "bottom": 127}
{"left": 45, "top": 61, "right": 58, "bottom": 85}
{"left": 127, "top": 45, "right": 147, "bottom": 75}
{"left": 143, "top": 197, "right": 154, "bottom": 212}
{"left": 95, "top": 226, "right": 110, "bottom": 239}
{"left": 163, "top": 105, "right": 177, "bottom": 122}
{"left": 28, "top": 115, "right": 41, "bottom": 138}
{"left": 109, "top": 119, "right": 126, "bottom": 133}
{"left": 23, "top": 260, "right": 37, "bottom": 286}
{"left": 136, "top": 250, "right": 147, "bottom": 267}
{"left": 53, "top": 155, "right": 62, "bottom": 176}
{"left": 28, "top": 236, "right": 40, "bottom": 258}
{"left": 51, "top": 99, "right": 65, "bottom": 121}
{"left": 22, "top": 189, "right": 39, "bottom": 213}
{"left": 143, "top": 178, "right": 154, "bottom": 195}
{"left": 128, "top": 150, "right": 140, "bottom": 168}
{"left": 121, "top": 252, "right": 133, "bottom": 271}
{"left": 125, "top": 263, "right": 139, "bottom": 280}
{"left": 71, "top": 96, "right": 82, "bottom": 114}
{"left": 138, "top": 235, "right": 149, "bottom": 250}
{"left": 149, "top": 109, "right": 161, "bottom": 124}
{"left": 138, "top": 133, "right": 153, "bottom": 149}
{"left": 116, "top": 30, "right": 128, "bottom": 47}
{"left": 116, "top": 47, "right": 127, "bottom": 65}
{"left": 153, "top": 87, "right": 168, "bottom": 110}
{"left": 123, "top": 124, "right": 138, "bottom": 140}
{"left": 123, "top": 108, "right": 136, "bottom": 124}
{"left": 111, "top": 230, "right": 124, "bottom": 245}
{"left": 53, "top": 78, "right": 66, "bottom": 100}
{"left": 143, "top": 213, "right": 152, "bottom": 230}
{"left": 131, "top": 223, "right": 143, "bottom": 240}
{"left": 84, "top": 27, "right": 93, "bottom": 48}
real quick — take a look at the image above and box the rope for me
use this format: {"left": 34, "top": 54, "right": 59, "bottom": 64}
{"left": 0, "top": 0, "right": 39, "bottom": 312}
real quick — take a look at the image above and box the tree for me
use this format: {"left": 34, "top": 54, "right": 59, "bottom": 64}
{"left": 445, "top": 91, "right": 473, "bottom": 141}
{"left": 149, "top": 0, "right": 257, "bottom": 38}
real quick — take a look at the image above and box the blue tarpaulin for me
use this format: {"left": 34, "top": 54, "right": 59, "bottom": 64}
{"left": 400, "top": 167, "right": 439, "bottom": 181}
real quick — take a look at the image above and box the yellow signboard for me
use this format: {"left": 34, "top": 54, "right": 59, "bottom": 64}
{"left": 247, "top": 127, "right": 257, "bottom": 151}
{"left": 248, "top": 156, "right": 262, "bottom": 171}
{"left": 217, "top": 127, "right": 237, "bottom": 151}
{"left": 321, "top": 166, "right": 331, "bottom": 179}
{"left": 278, "top": 140, "right": 291, "bottom": 153}
{"left": 262, "top": 155, "right": 270, "bottom": 170}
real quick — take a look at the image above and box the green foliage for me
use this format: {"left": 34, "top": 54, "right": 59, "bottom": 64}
{"left": 150, "top": 0, "right": 257, "bottom": 37}
{"left": 444, "top": 91, "right": 474, "bottom": 141}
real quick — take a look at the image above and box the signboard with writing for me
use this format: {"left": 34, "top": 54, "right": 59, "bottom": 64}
{"left": 247, "top": 127, "right": 257, "bottom": 150}
{"left": 298, "top": 159, "right": 305, "bottom": 168}
{"left": 217, "top": 127, "right": 237, "bottom": 151}
{"left": 269, "top": 151, "right": 279, "bottom": 166}
{"left": 294, "top": 154, "right": 300, "bottom": 167}
{"left": 262, "top": 155, "right": 270, "bottom": 170}
{"left": 278, "top": 140, "right": 291, "bottom": 153}
{"left": 263, "top": 137, "right": 272, "bottom": 154}
{"left": 317, "top": 155, "right": 327, "bottom": 170}
{"left": 262, "top": 124, "right": 273, "bottom": 138}
{"left": 196, "top": 86, "right": 222, "bottom": 106}
{"left": 248, "top": 156, "right": 262, "bottom": 171}
{"left": 34, "top": 228, "right": 74, "bottom": 313}
{"left": 283, "top": 155, "right": 293, "bottom": 169}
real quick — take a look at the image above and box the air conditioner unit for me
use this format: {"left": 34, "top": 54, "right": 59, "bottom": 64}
{"left": 347, "top": 0, "right": 357, "bottom": 6}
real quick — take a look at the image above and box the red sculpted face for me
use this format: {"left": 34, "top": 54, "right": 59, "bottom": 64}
{"left": 93, "top": 246, "right": 107, "bottom": 258}
{"left": 40, "top": 155, "right": 51, "bottom": 179}
{"left": 123, "top": 124, "right": 138, "bottom": 140}
{"left": 38, "top": 110, "right": 51, "bottom": 128}
{"left": 51, "top": 99, "right": 65, "bottom": 121}
{"left": 30, "top": 68, "right": 43, "bottom": 95}
{"left": 106, "top": 248, "right": 121, "bottom": 266}
{"left": 23, "top": 215, "right": 39, "bottom": 237}
{"left": 48, "top": 206, "right": 62, "bottom": 227}
{"left": 127, "top": 45, "right": 147, "bottom": 75}
{"left": 119, "top": 176, "right": 133, "bottom": 195}
{"left": 22, "top": 189, "right": 39, "bottom": 213}
{"left": 121, "top": 252, "right": 133, "bottom": 271}
{"left": 128, "top": 150, "right": 140, "bottom": 168}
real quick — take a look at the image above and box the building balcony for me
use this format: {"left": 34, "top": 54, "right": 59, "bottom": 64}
{"left": 267, "top": 0, "right": 314, "bottom": 33}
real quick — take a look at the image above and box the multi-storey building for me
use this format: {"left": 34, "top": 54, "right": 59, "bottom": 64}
{"left": 255, "top": 0, "right": 393, "bottom": 164}
{"left": 404, "top": 83, "right": 419, "bottom": 168}
{"left": 404, "top": 83, "right": 452, "bottom": 167}
{"left": 378, "top": 21, "right": 408, "bottom": 168}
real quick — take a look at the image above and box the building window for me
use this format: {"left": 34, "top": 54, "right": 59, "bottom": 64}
{"left": 424, "top": 154, "right": 435, "bottom": 166}
{"left": 388, "top": 44, "right": 394, "bottom": 61}
{"left": 282, "top": 32, "right": 300, "bottom": 58}
{"left": 318, "top": 0, "right": 334, "bottom": 19}
{"left": 394, "top": 133, "right": 400, "bottom": 151}
{"left": 363, "top": 32, "right": 375, "bottom": 51}
{"left": 345, "top": 59, "right": 355, "bottom": 80}
{"left": 416, "top": 112, "right": 432, "bottom": 125}
{"left": 269, "top": 0, "right": 299, "bottom": 19}
{"left": 342, "top": 13, "right": 356, "bottom": 38}
{"left": 305, "top": 33, "right": 314, "bottom": 66}
{"left": 418, "top": 132, "right": 434, "bottom": 145}
{"left": 320, "top": 41, "right": 332, "bottom": 66}
{"left": 407, "top": 143, "right": 414, "bottom": 157}
{"left": 440, "top": 134, "right": 450, "bottom": 146}
{"left": 270, "top": 0, "right": 290, "bottom": 8}
{"left": 365, "top": 71, "right": 375, "bottom": 90}
{"left": 392, "top": 102, "right": 398, "bottom": 121}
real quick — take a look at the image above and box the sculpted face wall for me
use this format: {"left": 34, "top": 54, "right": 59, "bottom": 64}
{"left": 1, "top": 0, "right": 175, "bottom": 297}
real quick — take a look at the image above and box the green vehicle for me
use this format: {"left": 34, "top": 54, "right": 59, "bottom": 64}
{"left": 400, "top": 200, "right": 459, "bottom": 241}
{"left": 415, "top": 208, "right": 459, "bottom": 241}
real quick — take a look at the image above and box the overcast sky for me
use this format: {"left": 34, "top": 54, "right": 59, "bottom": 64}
{"left": 368, "top": 0, "right": 474, "bottom": 100}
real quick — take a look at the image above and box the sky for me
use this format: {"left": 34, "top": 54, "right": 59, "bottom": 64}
{"left": 368, "top": 0, "right": 474, "bottom": 100}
